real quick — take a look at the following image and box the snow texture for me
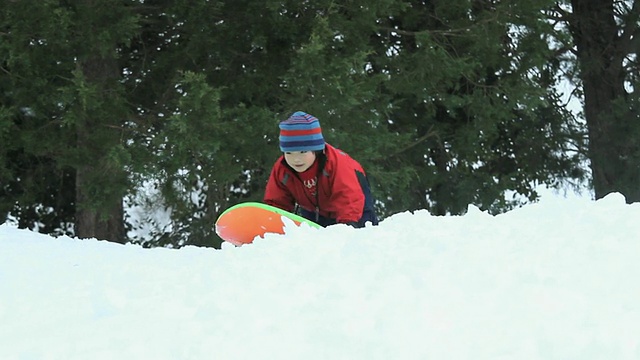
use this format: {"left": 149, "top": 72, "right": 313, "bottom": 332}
{"left": 1, "top": 192, "right": 640, "bottom": 359}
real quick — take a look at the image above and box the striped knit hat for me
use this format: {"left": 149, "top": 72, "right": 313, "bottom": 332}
{"left": 279, "top": 111, "right": 325, "bottom": 152}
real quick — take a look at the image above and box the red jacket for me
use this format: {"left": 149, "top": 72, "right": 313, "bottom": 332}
{"left": 264, "top": 144, "right": 367, "bottom": 224}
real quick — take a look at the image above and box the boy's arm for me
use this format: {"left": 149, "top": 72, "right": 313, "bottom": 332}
{"left": 263, "top": 161, "right": 296, "bottom": 213}
{"left": 330, "top": 166, "right": 366, "bottom": 224}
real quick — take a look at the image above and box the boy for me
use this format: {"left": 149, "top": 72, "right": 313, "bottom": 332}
{"left": 264, "top": 111, "right": 378, "bottom": 227}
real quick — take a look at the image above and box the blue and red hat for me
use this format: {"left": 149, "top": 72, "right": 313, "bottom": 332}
{"left": 279, "top": 111, "right": 325, "bottom": 152}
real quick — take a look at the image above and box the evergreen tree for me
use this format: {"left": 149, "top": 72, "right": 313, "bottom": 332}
{"left": 554, "top": 0, "right": 640, "bottom": 202}
{"left": 1, "top": 0, "right": 593, "bottom": 248}
{"left": 280, "top": 0, "right": 585, "bottom": 216}
{"left": 1, "top": 1, "right": 139, "bottom": 242}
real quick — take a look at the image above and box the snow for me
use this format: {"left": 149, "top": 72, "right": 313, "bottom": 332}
{"left": 2, "top": 192, "right": 640, "bottom": 359}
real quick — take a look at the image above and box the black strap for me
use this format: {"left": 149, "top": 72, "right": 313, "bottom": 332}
{"left": 313, "top": 151, "right": 327, "bottom": 222}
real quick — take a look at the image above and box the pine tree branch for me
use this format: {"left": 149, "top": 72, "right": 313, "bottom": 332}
{"left": 372, "top": 125, "right": 437, "bottom": 163}
{"left": 616, "top": 0, "right": 640, "bottom": 55}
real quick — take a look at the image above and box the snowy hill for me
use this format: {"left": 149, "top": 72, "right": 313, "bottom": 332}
{"left": 1, "top": 193, "right": 640, "bottom": 359}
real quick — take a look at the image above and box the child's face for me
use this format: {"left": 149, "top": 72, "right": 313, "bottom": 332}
{"left": 284, "top": 151, "right": 316, "bottom": 173}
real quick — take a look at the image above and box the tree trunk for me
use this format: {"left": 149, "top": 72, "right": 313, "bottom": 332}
{"left": 75, "top": 174, "right": 125, "bottom": 243}
{"left": 570, "top": 0, "right": 640, "bottom": 203}
{"left": 74, "top": 52, "right": 126, "bottom": 243}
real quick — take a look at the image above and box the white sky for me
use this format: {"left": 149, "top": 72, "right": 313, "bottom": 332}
{"left": 2, "top": 190, "right": 639, "bottom": 359}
